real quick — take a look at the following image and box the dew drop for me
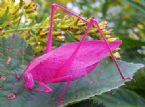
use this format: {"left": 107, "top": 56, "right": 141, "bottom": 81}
{"left": 7, "top": 92, "right": 16, "bottom": 100}
{"left": 1, "top": 66, "right": 7, "bottom": 70}
{"left": 6, "top": 56, "right": 12, "bottom": 64}
{"left": 0, "top": 51, "right": 2, "bottom": 56}
{"left": 0, "top": 86, "right": 3, "bottom": 90}
{"left": 0, "top": 75, "right": 7, "bottom": 81}
{"left": 96, "top": 72, "right": 101, "bottom": 77}
{"left": 6, "top": 48, "right": 11, "bottom": 52}
{"left": 20, "top": 64, "right": 25, "bottom": 69}
{"left": 19, "top": 48, "right": 24, "bottom": 55}
{"left": 105, "top": 60, "right": 109, "bottom": 64}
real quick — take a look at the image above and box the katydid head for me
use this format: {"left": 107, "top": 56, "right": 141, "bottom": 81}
{"left": 23, "top": 73, "right": 34, "bottom": 90}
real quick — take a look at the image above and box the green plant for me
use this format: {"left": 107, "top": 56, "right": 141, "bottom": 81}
{"left": 0, "top": 0, "right": 117, "bottom": 54}
{"left": 0, "top": 0, "right": 144, "bottom": 107}
{"left": 0, "top": 35, "right": 143, "bottom": 107}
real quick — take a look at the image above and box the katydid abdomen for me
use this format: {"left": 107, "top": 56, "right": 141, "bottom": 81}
{"left": 25, "top": 40, "right": 121, "bottom": 84}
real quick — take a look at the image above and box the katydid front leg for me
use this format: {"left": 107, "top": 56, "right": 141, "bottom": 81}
{"left": 14, "top": 62, "right": 31, "bottom": 80}
{"left": 31, "top": 76, "right": 73, "bottom": 93}
{"left": 57, "top": 81, "right": 72, "bottom": 105}
{"left": 31, "top": 81, "right": 52, "bottom": 93}
{"left": 45, "top": 3, "right": 87, "bottom": 53}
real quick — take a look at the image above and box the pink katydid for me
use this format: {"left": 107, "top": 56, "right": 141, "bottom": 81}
{"left": 15, "top": 3, "right": 131, "bottom": 104}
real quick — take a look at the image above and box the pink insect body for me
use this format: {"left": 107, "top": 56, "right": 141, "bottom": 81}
{"left": 17, "top": 3, "right": 131, "bottom": 104}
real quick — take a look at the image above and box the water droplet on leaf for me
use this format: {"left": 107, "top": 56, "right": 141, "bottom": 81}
{"left": 7, "top": 92, "right": 16, "bottom": 100}
{"left": 0, "top": 75, "right": 7, "bottom": 81}
{"left": 0, "top": 52, "right": 2, "bottom": 56}
{"left": 1, "top": 66, "right": 7, "bottom": 70}
{"left": 6, "top": 56, "right": 12, "bottom": 64}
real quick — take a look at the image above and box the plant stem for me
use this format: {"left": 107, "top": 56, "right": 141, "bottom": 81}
{"left": 4, "top": 27, "right": 49, "bottom": 33}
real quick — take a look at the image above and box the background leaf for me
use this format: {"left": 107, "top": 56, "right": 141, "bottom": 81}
{"left": 0, "top": 36, "right": 143, "bottom": 107}
{"left": 0, "top": 34, "right": 34, "bottom": 75}
{"left": 92, "top": 89, "right": 145, "bottom": 107}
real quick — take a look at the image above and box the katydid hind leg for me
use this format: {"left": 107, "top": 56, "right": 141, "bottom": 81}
{"left": 93, "top": 20, "right": 132, "bottom": 80}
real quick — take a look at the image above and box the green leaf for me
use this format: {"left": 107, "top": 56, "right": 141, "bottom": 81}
{"left": 61, "top": 60, "right": 144, "bottom": 106}
{"left": 125, "top": 68, "right": 145, "bottom": 98}
{"left": 92, "top": 89, "right": 145, "bottom": 107}
{"left": 0, "top": 35, "right": 144, "bottom": 107}
{"left": 0, "top": 8, "right": 9, "bottom": 25}
{"left": 67, "top": 99, "right": 105, "bottom": 107}
{"left": 125, "top": 0, "right": 145, "bottom": 14}
{"left": 120, "top": 37, "right": 145, "bottom": 49}
{"left": 0, "top": 34, "right": 33, "bottom": 75}
{"left": 119, "top": 39, "right": 145, "bottom": 99}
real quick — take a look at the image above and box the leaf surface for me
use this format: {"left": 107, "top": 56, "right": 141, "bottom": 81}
{"left": 0, "top": 35, "right": 144, "bottom": 107}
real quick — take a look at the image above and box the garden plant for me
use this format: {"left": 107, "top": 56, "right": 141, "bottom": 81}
{"left": 0, "top": 0, "right": 144, "bottom": 107}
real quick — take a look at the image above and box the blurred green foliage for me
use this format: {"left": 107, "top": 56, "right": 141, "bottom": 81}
{"left": 71, "top": 0, "right": 145, "bottom": 60}
{"left": 0, "top": 0, "right": 114, "bottom": 54}
{"left": 73, "top": 0, "right": 145, "bottom": 39}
